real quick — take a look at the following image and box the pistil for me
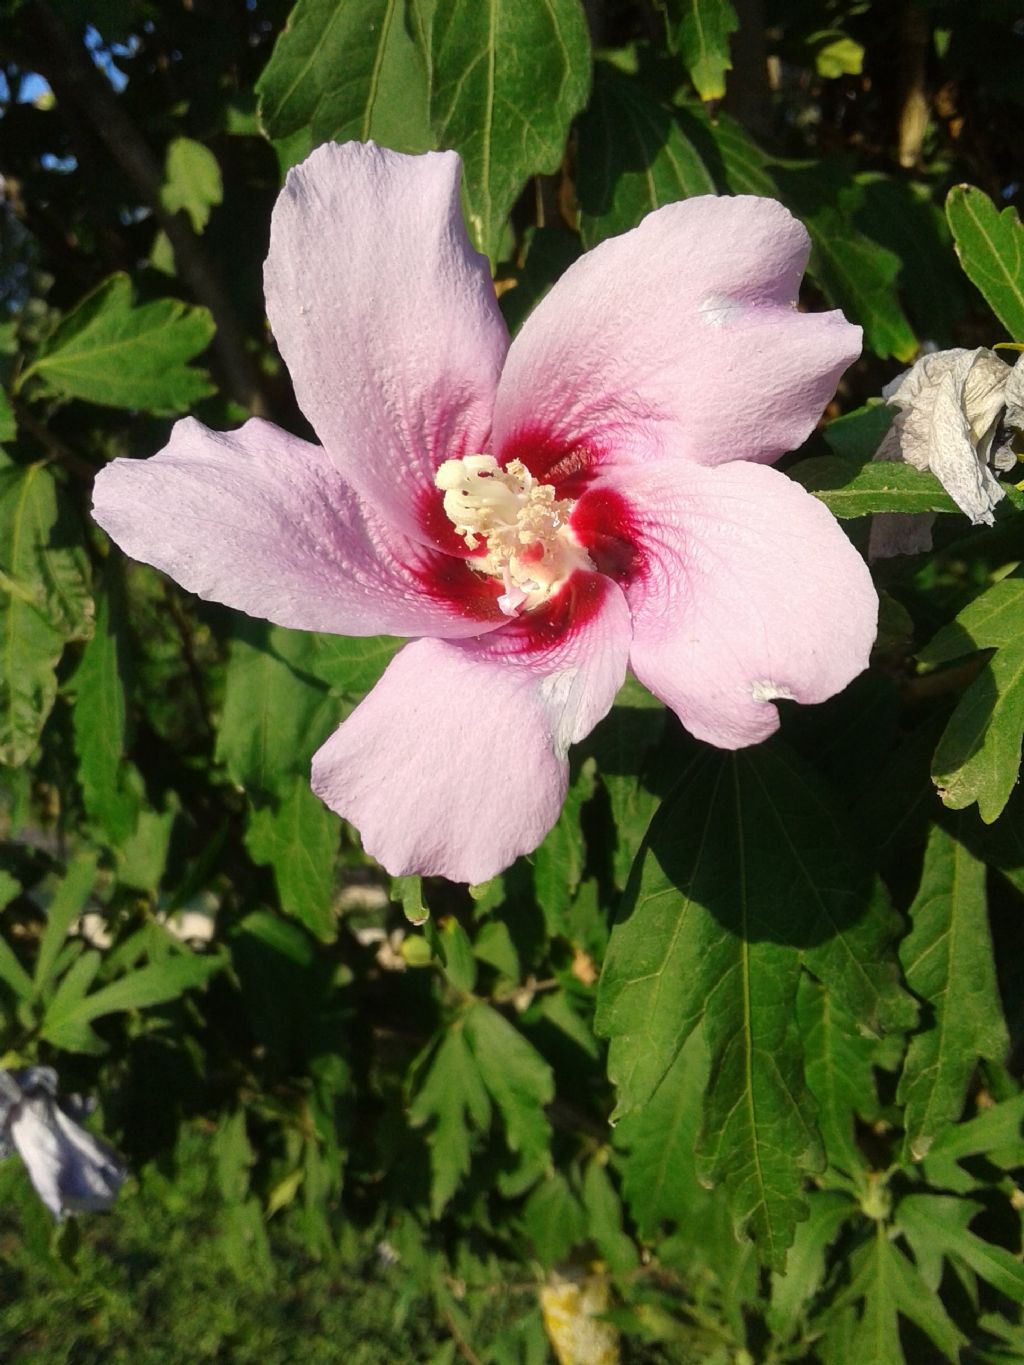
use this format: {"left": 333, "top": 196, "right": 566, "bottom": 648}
{"left": 434, "top": 455, "right": 592, "bottom": 615}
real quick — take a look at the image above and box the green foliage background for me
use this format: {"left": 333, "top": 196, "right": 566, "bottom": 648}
{"left": 1, "top": 0, "right": 1024, "bottom": 1360}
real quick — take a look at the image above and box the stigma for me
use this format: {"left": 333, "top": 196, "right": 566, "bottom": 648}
{"left": 434, "top": 455, "right": 593, "bottom": 616}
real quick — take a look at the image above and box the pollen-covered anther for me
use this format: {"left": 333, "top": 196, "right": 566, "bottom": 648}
{"left": 434, "top": 454, "right": 593, "bottom": 616}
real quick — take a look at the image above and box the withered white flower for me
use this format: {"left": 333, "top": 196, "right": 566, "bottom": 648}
{"left": 0, "top": 1067, "right": 126, "bottom": 1219}
{"left": 869, "top": 347, "right": 1022, "bottom": 560}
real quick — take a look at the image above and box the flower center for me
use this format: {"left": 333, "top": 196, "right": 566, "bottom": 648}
{"left": 435, "top": 455, "right": 593, "bottom": 616}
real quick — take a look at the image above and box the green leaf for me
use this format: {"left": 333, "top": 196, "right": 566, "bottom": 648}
{"left": 301, "top": 633, "right": 402, "bottom": 698}
{"left": 0, "top": 389, "right": 14, "bottom": 444}
{"left": 798, "top": 975, "right": 878, "bottom": 1178}
{"left": 0, "top": 456, "right": 93, "bottom": 766}
{"left": 25, "top": 274, "right": 215, "bottom": 414}
{"left": 532, "top": 757, "right": 595, "bottom": 937}
{"left": 899, "top": 1193, "right": 1024, "bottom": 1305}
{"left": 898, "top": 823, "right": 1008, "bottom": 1161}
{"left": 216, "top": 621, "right": 340, "bottom": 798}
{"left": 245, "top": 776, "right": 340, "bottom": 941}
{"left": 597, "top": 744, "right": 912, "bottom": 1267}
{"left": 788, "top": 456, "right": 959, "bottom": 518}
{"left": 664, "top": 0, "right": 739, "bottom": 102}
{"left": 409, "top": 1023, "right": 491, "bottom": 1216}
{"left": 773, "top": 163, "right": 917, "bottom": 362}
{"left": 256, "top": 0, "right": 433, "bottom": 154}
{"left": 768, "top": 1191, "right": 854, "bottom": 1341}
{"left": 918, "top": 574, "right": 1024, "bottom": 667}
{"left": 160, "top": 137, "right": 223, "bottom": 233}
{"left": 35, "top": 852, "right": 99, "bottom": 998}
{"left": 926, "top": 1092, "right": 1024, "bottom": 1163}
{"left": 822, "top": 403, "right": 895, "bottom": 463}
{"left": 702, "top": 108, "right": 776, "bottom": 197}
{"left": 946, "top": 184, "right": 1024, "bottom": 342}
{"left": 437, "top": 917, "right": 477, "bottom": 993}
{"left": 813, "top": 33, "right": 864, "bottom": 79}
{"left": 586, "top": 683, "right": 664, "bottom": 890}
{"left": 617, "top": 1028, "right": 711, "bottom": 1242}
{"left": 932, "top": 632, "right": 1024, "bottom": 823}
{"left": 72, "top": 566, "right": 140, "bottom": 844}
{"left": 576, "top": 68, "right": 715, "bottom": 248}
{"left": 41, "top": 950, "right": 223, "bottom": 1052}
{"left": 523, "top": 1172, "right": 586, "bottom": 1268}
{"left": 463, "top": 1001, "right": 554, "bottom": 1185}
{"left": 581, "top": 1159, "right": 639, "bottom": 1273}
{"left": 429, "top": 0, "right": 591, "bottom": 260}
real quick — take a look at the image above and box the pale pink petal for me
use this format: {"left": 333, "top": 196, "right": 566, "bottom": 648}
{"left": 311, "top": 573, "right": 632, "bottom": 881}
{"left": 573, "top": 460, "right": 877, "bottom": 748}
{"left": 92, "top": 417, "right": 505, "bottom": 638}
{"left": 264, "top": 141, "right": 508, "bottom": 541}
{"left": 492, "top": 196, "right": 860, "bottom": 480}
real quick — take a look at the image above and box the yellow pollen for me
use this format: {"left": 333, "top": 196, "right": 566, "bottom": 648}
{"left": 434, "top": 455, "right": 592, "bottom": 615}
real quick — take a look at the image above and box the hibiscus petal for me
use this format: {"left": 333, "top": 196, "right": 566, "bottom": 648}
{"left": 92, "top": 417, "right": 504, "bottom": 637}
{"left": 311, "top": 573, "right": 632, "bottom": 882}
{"left": 493, "top": 195, "right": 860, "bottom": 478}
{"left": 580, "top": 459, "right": 877, "bottom": 748}
{"left": 264, "top": 140, "right": 509, "bottom": 540}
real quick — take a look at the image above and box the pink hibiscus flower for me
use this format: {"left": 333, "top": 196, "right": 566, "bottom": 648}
{"left": 92, "top": 141, "right": 877, "bottom": 883}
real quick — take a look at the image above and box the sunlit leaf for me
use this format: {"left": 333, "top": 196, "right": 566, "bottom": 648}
{"left": 25, "top": 274, "right": 215, "bottom": 413}
{"left": 947, "top": 184, "right": 1024, "bottom": 342}
{"left": 429, "top": 0, "right": 591, "bottom": 259}
{"left": 664, "top": 0, "right": 739, "bottom": 101}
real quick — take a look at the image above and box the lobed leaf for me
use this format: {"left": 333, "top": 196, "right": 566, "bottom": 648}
{"left": 0, "top": 456, "right": 92, "bottom": 766}
{"left": 408, "top": 1022, "right": 492, "bottom": 1216}
{"left": 898, "top": 822, "right": 1008, "bottom": 1161}
{"left": 245, "top": 776, "right": 341, "bottom": 941}
{"left": 664, "top": 0, "right": 739, "bottom": 102}
{"left": 72, "top": 567, "right": 140, "bottom": 844}
{"left": 25, "top": 274, "right": 215, "bottom": 414}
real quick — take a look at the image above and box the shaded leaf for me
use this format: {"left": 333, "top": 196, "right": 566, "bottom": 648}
{"left": 597, "top": 743, "right": 912, "bottom": 1266}
{"left": 463, "top": 1001, "right": 554, "bottom": 1185}
{"left": 41, "top": 950, "right": 223, "bottom": 1052}
{"left": 577, "top": 68, "right": 715, "bottom": 248}
{"left": 246, "top": 776, "right": 340, "bottom": 941}
{"left": 523, "top": 1172, "right": 586, "bottom": 1268}
{"left": 898, "top": 822, "right": 1008, "bottom": 1160}
{"left": 408, "top": 1023, "right": 491, "bottom": 1216}
{"left": 72, "top": 566, "right": 140, "bottom": 844}
{"left": 216, "top": 620, "right": 339, "bottom": 798}
{"left": 773, "top": 162, "right": 917, "bottom": 361}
